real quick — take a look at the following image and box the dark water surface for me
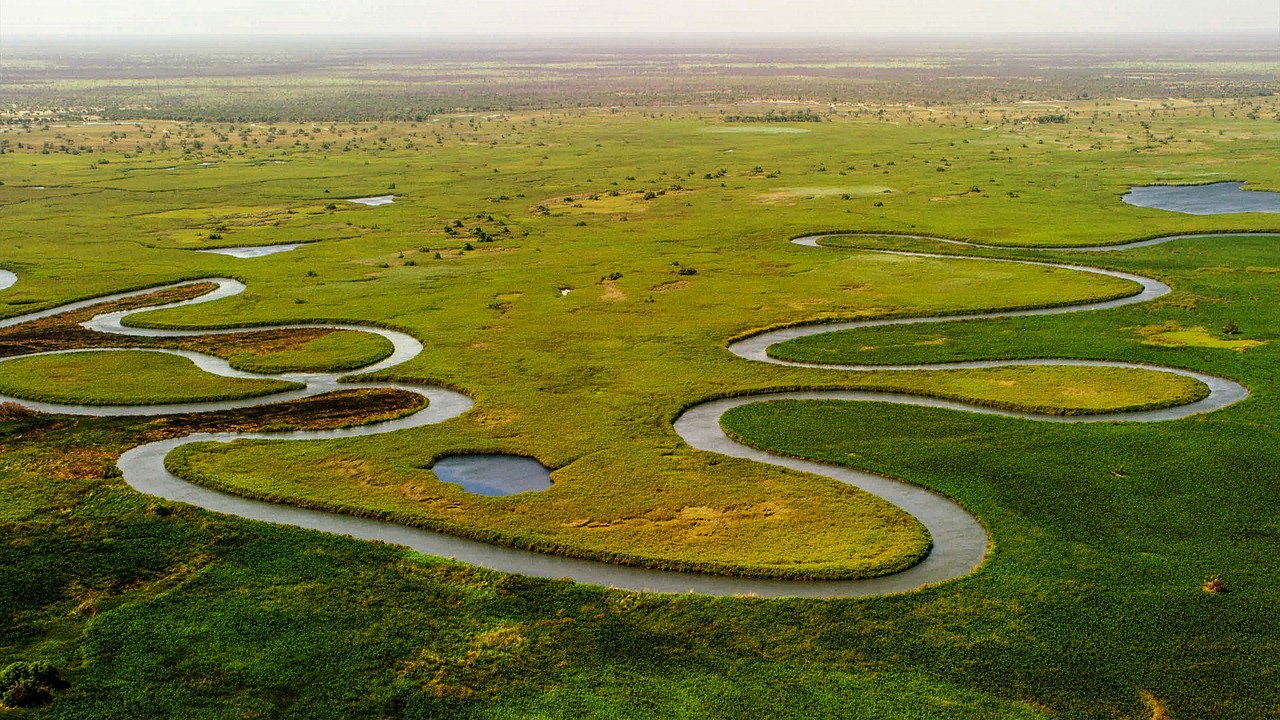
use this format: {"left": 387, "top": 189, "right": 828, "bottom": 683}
{"left": 1123, "top": 182, "right": 1280, "bottom": 215}
{"left": 432, "top": 454, "right": 553, "bottom": 496}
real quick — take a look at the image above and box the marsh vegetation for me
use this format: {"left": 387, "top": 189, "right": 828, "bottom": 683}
{"left": 0, "top": 36, "right": 1277, "bottom": 718}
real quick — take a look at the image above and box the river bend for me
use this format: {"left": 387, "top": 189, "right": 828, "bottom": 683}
{"left": 0, "top": 233, "right": 1253, "bottom": 597}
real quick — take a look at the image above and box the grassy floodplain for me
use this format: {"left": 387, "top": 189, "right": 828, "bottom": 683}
{"left": 1, "top": 74, "right": 1279, "bottom": 718}
{"left": 0, "top": 351, "right": 302, "bottom": 406}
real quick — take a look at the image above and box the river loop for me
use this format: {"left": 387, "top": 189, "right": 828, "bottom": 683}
{"left": 0, "top": 232, "right": 1258, "bottom": 597}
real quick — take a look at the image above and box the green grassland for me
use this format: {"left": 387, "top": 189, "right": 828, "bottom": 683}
{"left": 1, "top": 94, "right": 1278, "bottom": 718}
{"left": 0, "top": 351, "right": 302, "bottom": 405}
{"left": 162, "top": 363, "right": 1206, "bottom": 581}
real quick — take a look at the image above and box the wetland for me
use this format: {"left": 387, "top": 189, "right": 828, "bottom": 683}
{"left": 0, "top": 35, "right": 1278, "bottom": 719}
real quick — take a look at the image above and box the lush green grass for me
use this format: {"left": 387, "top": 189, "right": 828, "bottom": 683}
{"left": 712, "top": 234, "right": 1280, "bottom": 720}
{"left": 787, "top": 365, "right": 1207, "bottom": 416}
{"left": 1, "top": 101, "right": 1279, "bottom": 717}
{"left": 719, "top": 397, "right": 1279, "bottom": 720}
{"left": 770, "top": 236, "right": 1279, "bottom": 370}
{"left": 0, "top": 414, "right": 1048, "bottom": 718}
{"left": 0, "top": 351, "right": 302, "bottom": 406}
{"left": 165, "top": 431, "right": 933, "bottom": 580}
{"left": 161, "top": 364, "right": 1204, "bottom": 580}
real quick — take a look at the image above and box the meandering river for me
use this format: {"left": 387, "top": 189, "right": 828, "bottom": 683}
{"left": 0, "top": 233, "right": 1258, "bottom": 596}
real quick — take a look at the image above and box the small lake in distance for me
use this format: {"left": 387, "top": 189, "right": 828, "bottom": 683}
{"left": 1123, "top": 182, "right": 1280, "bottom": 215}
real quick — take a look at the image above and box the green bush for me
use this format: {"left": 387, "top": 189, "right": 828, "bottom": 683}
{"left": 1, "top": 661, "right": 66, "bottom": 708}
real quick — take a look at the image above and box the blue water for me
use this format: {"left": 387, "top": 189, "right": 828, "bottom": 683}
{"left": 1123, "top": 182, "right": 1280, "bottom": 215}
{"left": 432, "top": 454, "right": 553, "bottom": 496}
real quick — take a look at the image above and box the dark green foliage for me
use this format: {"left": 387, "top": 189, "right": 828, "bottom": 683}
{"left": 722, "top": 397, "right": 1280, "bottom": 720}
{"left": 1, "top": 662, "right": 65, "bottom": 708}
{"left": 723, "top": 111, "right": 823, "bottom": 123}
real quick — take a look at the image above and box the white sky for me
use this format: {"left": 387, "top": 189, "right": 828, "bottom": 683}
{"left": 2, "top": 0, "right": 1278, "bottom": 36}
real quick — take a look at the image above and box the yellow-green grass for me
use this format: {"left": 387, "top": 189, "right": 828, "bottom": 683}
{"left": 3, "top": 107, "right": 1271, "bottom": 578}
{"left": 161, "top": 364, "right": 1204, "bottom": 578}
{"left": 167, "top": 434, "right": 933, "bottom": 580}
{"left": 1, "top": 87, "right": 1279, "bottom": 717}
{"left": 1137, "top": 323, "right": 1268, "bottom": 352}
{"left": 844, "top": 364, "right": 1208, "bottom": 415}
{"left": 0, "top": 351, "right": 302, "bottom": 406}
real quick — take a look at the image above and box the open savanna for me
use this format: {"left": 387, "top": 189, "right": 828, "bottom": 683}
{"left": 1, "top": 100, "right": 1278, "bottom": 718}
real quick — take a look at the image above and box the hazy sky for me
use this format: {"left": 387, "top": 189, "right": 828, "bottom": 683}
{"left": 2, "top": 0, "right": 1278, "bottom": 36}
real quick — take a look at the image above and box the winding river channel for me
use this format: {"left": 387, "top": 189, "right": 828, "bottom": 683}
{"left": 0, "top": 232, "right": 1259, "bottom": 597}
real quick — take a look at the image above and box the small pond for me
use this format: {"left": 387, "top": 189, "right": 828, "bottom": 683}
{"left": 432, "top": 454, "right": 553, "bottom": 496}
{"left": 1123, "top": 182, "right": 1280, "bottom": 215}
{"left": 347, "top": 195, "right": 396, "bottom": 206}
{"left": 198, "top": 243, "right": 304, "bottom": 258}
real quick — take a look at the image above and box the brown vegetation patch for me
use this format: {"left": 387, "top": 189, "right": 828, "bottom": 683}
{"left": 0, "top": 401, "right": 35, "bottom": 420}
{"left": 784, "top": 297, "right": 831, "bottom": 310}
{"left": 570, "top": 502, "right": 791, "bottom": 540}
{"left": 177, "top": 327, "right": 337, "bottom": 358}
{"left": 1146, "top": 291, "right": 1217, "bottom": 312}
{"left": 397, "top": 618, "right": 555, "bottom": 701}
{"left": 0, "top": 283, "right": 216, "bottom": 357}
{"left": 468, "top": 406, "right": 523, "bottom": 429}
{"left": 1140, "top": 691, "right": 1170, "bottom": 720}
{"left": 0, "top": 284, "right": 369, "bottom": 367}
{"left": 650, "top": 279, "right": 689, "bottom": 293}
{"left": 0, "top": 389, "right": 424, "bottom": 491}
{"left": 599, "top": 281, "right": 627, "bottom": 302}
{"left": 36, "top": 447, "right": 119, "bottom": 481}
{"left": 1202, "top": 575, "right": 1228, "bottom": 594}
{"left": 143, "top": 388, "right": 427, "bottom": 438}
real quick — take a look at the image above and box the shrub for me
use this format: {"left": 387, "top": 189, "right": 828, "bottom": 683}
{"left": 0, "top": 402, "right": 33, "bottom": 421}
{"left": 1, "top": 661, "right": 66, "bottom": 708}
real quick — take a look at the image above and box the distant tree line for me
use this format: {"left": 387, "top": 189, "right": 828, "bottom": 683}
{"left": 722, "top": 110, "right": 824, "bottom": 123}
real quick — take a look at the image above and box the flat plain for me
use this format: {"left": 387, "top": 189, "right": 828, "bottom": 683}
{"left": 1, "top": 37, "right": 1278, "bottom": 719}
